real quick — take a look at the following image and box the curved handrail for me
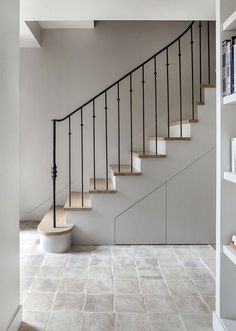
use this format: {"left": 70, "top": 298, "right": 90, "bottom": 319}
{"left": 53, "top": 21, "right": 195, "bottom": 122}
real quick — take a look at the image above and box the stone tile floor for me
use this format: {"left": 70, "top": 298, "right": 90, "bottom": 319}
{"left": 19, "top": 222, "right": 215, "bottom": 331}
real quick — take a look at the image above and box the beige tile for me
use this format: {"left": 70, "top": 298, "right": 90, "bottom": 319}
{"left": 81, "top": 312, "right": 115, "bottom": 331}
{"left": 135, "top": 257, "right": 158, "bottom": 268}
{"left": 116, "top": 313, "right": 150, "bottom": 331}
{"left": 137, "top": 267, "right": 162, "bottom": 279}
{"left": 90, "top": 256, "right": 112, "bottom": 268}
{"left": 24, "top": 292, "right": 55, "bottom": 311}
{"left": 167, "top": 279, "right": 198, "bottom": 296}
{"left": 113, "top": 257, "right": 135, "bottom": 267}
{"left": 53, "top": 292, "right": 85, "bottom": 311}
{"left": 157, "top": 256, "right": 182, "bottom": 268}
{"left": 46, "top": 311, "right": 81, "bottom": 331}
{"left": 20, "top": 310, "right": 49, "bottom": 331}
{"left": 112, "top": 246, "right": 132, "bottom": 257}
{"left": 31, "top": 277, "right": 58, "bottom": 292}
{"left": 38, "top": 265, "right": 64, "bottom": 278}
{"left": 64, "top": 265, "right": 88, "bottom": 278}
{"left": 22, "top": 254, "right": 45, "bottom": 266}
{"left": 140, "top": 279, "right": 169, "bottom": 295}
{"left": 161, "top": 267, "right": 190, "bottom": 280}
{"left": 148, "top": 313, "right": 185, "bottom": 331}
{"left": 181, "top": 257, "right": 206, "bottom": 269}
{"left": 113, "top": 266, "right": 137, "bottom": 279}
{"left": 201, "top": 295, "right": 215, "bottom": 312}
{"left": 67, "top": 255, "right": 91, "bottom": 267}
{"left": 144, "top": 295, "right": 177, "bottom": 313}
{"left": 89, "top": 265, "right": 112, "bottom": 279}
{"left": 194, "top": 280, "right": 215, "bottom": 296}
{"left": 115, "top": 295, "right": 146, "bottom": 313}
{"left": 20, "top": 265, "right": 40, "bottom": 278}
{"left": 20, "top": 277, "right": 34, "bottom": 292}
{"left": 114, "top": 279, "right": 140, "bottom": 294}
{"left": 58, "top": 278, "right": 86, "bottom": 293}
{"left": 87, "top": 279, "right": 113, "bottom": 294}
{"left": 43, "top": 254, "right": 68, "bottom": 266}
{"left": 181, "top": 314, "right": 212, "bottom": 331}
{"left": 132, "top": 246, "right": 156, "bottom": 257}
{"left": 174, "top": 296, "right": 210, "bottom": 315}
{"left": 85, "top": 294, "right": 114, "bottom": 312}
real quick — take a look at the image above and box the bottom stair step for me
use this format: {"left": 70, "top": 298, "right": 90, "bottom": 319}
{"left": 64, "top": 192, "right": 91, "bottom": 211}
{"left": 89, "top": 178, "right": 116, "bottom": 193}
{"left": 38, "top": 206, "right": 74, "bottom": 236}
{"left": 110, "top": 164, "right": 141, "bottom": 176}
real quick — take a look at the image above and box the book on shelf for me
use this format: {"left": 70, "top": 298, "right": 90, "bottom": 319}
{"left": 222, "top": 37, "right": 236, "bottom": 96}
{"left": 230, "top": 243, "right": 236, "bottom": 250}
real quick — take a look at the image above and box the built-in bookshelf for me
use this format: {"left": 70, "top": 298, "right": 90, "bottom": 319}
{"left": 223, "top": 171, "right": 236, "bottom": 183}
{"left": 223, "top": 245, "right": 236, "bottom": 265}
{"left": 214, "top": 1, "right": 236, "bottom": 330}
{"left": 223, "top": 10, "right": 236, "bottom": 31}
{"left": 223, "top": 92, "right": 236, "bottom": 104}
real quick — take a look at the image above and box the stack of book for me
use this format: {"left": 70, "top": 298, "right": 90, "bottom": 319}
{"left": 223, "top": 36, "right": 236, "bottom": 96}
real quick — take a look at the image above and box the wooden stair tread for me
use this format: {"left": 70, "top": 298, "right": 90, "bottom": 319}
{"left": 89, "top": 178, "right": 116, "bottom": 193}
{"left": 170, "top": 119, "right": 199, "bottom": 126}
{"left": 64, "top": 192, "right": 91, "bottom": 211}
{"left": 148, "top": 136, "right": 191, "bottom": 141}
{"left": 132, "top": 151, "right": 166, "bottom": 158}
{"left": 200, "top": 84, "right": 216, "bottom": 88}
{"left": 110, "top": 164, "right": 141, "bottom": 176}
{"left": 38, "top": 206, "right": 73, "bottom": 236}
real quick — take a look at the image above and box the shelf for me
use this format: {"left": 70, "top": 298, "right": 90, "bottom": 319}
{"left": 223, "top": 10, "right": 236, "bottom": 31}
{"left": 223, "top": 245, "right": 236, "bottom": 265}
{"left": 223, "top": 93, "right": 236, "bottom": 104}
{"left": 224, "top": 171, "right": 236, "bottom": 183}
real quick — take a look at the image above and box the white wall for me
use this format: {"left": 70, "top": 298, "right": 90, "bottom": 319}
{"left": 20, "top": 21, "right": 215, "bottom": 220}
{"left": 0, "top": 0, "right": 21, "bottom": 329}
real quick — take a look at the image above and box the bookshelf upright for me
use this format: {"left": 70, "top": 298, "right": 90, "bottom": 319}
{"left": 214, "top": 0, "right": 236, "bottom": 330}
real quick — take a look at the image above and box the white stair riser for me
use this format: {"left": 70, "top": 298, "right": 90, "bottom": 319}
{"left": 149, "top": 140, "right": 166, "bottom": 154}
{"left": 39, "top": 233, "right": 72, "bottom": 253}
{"left": 169, "top": 123, "right": 191, "bottom": 137}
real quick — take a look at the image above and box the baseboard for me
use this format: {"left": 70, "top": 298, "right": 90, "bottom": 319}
{"left": 212, "top": 311, "right": 236, "bottom": 331}
{"left": 213, "top": 312, "right": 226, "bottom": 331}
{"left": 7, "top": 305, "right": 22, "bottom": 331}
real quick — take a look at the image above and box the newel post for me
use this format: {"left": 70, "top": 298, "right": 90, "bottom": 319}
{"left": 51, "top": 120, "right": 57, "bottom": 228}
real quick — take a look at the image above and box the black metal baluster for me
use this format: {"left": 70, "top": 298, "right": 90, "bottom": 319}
{"left": 178, "top": 39, "right": 183, "bottom": 137}
{"left": 68, "top": 116, "right": 72, "bottom": 207}
{"left": 207, "top": 21, "right": 211, "bottom": 85}
{"left": 142, "top": 65, "right": 145, "bottom": 154}
{"left": 190, "top": 26, "right": 195, "bottom": 120}
{"left": 166, "top": 48, "right": 170, "bottom": 137}
{"left": 92, "top": 100, "right": 96, "bottom": 190}
{"left": 105, "top": 92, "right": 109, "bottom": 189}
{"left": 154, "top": 57, "right": 158, "bottom": 154}
{"left": 80, "top": 108, "right": 84, "bottom": 207}
{"left": 117, "top": 83, "right": 121, "bottom": 172}
{"left": 51, "top": 120, "right": 57, "bottom": 228}
{"left": 129, "top": 74, "right": 133, "bottom": 171}
{"left": 199, "top": 21, "right": 202, "bottom": 102}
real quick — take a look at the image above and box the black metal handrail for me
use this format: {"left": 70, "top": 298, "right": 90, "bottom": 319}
{"left": 51, "top": 20, "right": 213, "bottom": 228}
{"left": 53, "top": 21, "right": 194, "bottom": 123}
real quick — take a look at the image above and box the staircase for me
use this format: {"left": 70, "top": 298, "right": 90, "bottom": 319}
{"left": 38, "top": 21, "right": 216, "bottom": 246}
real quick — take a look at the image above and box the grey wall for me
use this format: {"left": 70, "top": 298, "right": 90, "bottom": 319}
{"left": 20, "top": 21, "right": 215, "bottom": 220}
{"left": 0, "top": 0, "right": 20, "bottom": 329}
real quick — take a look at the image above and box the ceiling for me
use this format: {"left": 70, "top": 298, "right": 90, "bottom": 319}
{"left": 20, "top": 0, "right": 216, "bottom": 48}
